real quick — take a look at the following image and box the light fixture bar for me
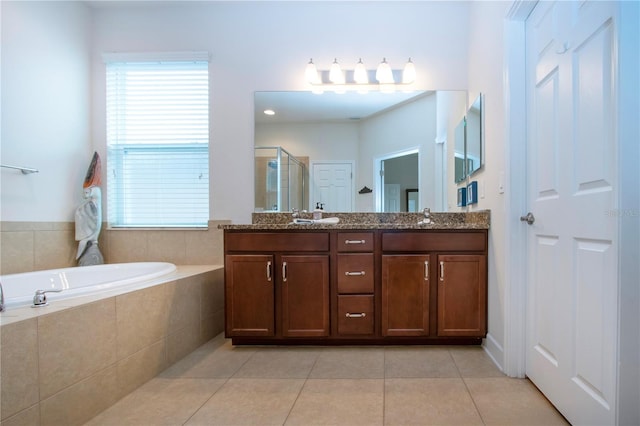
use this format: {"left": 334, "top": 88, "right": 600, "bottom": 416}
{"left": 305, "top": 58, "right": 417, "bottom": 90}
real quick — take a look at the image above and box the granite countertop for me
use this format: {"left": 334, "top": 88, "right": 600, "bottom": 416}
{"left": 219, "top": 210, "right": 490, "bottom": 230}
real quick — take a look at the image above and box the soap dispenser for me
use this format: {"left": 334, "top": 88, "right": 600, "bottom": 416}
{"left": 313, "top": 202, "right": 324, "bottom": 220}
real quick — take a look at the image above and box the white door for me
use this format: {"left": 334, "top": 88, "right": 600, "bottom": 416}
{"left": 384, "top": 184, "right": 401, "bottom": 212}
{"left": 525, "top": 2, "right": 618, "bottom": 425}
{"left": 311, "top": 162, "right": 353, "bottom": 212}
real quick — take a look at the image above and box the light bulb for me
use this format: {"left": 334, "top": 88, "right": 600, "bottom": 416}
{"left": 329, "top": 58, "right": 344, "bottom": 84}
{"left": 403, "top": 58, "right": 416, "bottom": 84}
{"left": 354, "top": 58, "right": 368, "bottom": 84}
{"left": 305, "top": 58, "right": 319, "bottom": 84}
{"left": 376, "top": 58, "right": 394, "bottom": 84}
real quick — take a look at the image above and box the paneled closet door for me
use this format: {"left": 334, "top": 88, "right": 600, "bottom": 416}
{"left": 524, "top": 1, "right": 618, "bottom": 424}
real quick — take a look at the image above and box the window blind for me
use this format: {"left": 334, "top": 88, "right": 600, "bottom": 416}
{"left": 106, "top": 60, "right": 209, "bottom": 227}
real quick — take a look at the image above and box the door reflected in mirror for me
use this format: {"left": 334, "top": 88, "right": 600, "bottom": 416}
{"left": 254, "top": 90, "right": 467, "bottom": 212}
{"left": 466, "top": 94, "right": 483, "bottom": 177}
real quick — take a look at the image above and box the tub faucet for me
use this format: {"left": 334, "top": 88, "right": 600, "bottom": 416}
{"left": 32, "top": 288, "right": 63, "bottom": 307}
{"left": 0, "top": 281, "right": 4, "bottom": 312}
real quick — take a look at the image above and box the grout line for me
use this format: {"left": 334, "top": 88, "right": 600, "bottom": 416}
{"left": 281, "top": 347, "right": 320, "bottom": 425}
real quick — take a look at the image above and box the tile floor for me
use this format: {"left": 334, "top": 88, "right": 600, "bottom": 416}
{"left": 85, "top": 334, "right": 568, "bottom": 425}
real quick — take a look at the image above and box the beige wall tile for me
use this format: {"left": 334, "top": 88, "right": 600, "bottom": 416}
{"left": 1, "top": 319, "right": 39, "bottom": 420}
{"left": 34, "top": 230, "right": 76, "bottom": 271}
{"left": 201, "top": 310, "right": 224, "bottom": 343}
{"left": 167, "top": 325, "right": 202, "bottom": 365}
{"left": 116, "top": 340, "right": 168, "bottom": 399}
{"left": 166, "top": 277, "right": 201, "bottom": 334}
{"left": 200, "top": 269, "right": 224, "bottom": 319}
{"left": 40, "top": 365, "right": 119, "bottom": 426}
{"left": 0, "top": 231, "right": 34, "bottom": 275}
{"left": 115, "top": 284, "right": 170, "bottom": 359}
{"left": 184, "top": 225, "right": 223, "bottom": 265}
{"left": 38, "top": 299, "right": 117, "bottom": 399}
{"left": 147, "top": 231, "right": 186, "bottom": 264}
{"left": 0, "top": 404, "right": 40, "bottom": 426}
{"left": 105, "top": 230, "right": 148, "bottom": 263}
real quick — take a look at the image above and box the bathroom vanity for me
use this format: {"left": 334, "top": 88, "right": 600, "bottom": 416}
{"left": 221, "top": 211, "right": 489, "bottom": 345}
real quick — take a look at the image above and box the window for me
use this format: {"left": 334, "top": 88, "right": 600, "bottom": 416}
{"left": 105, "top": 54, "right": 209, "bottom": 227}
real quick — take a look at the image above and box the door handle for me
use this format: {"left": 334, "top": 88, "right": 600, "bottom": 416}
{"left": 520, "top": 212, "right": 535, "bottom": 225}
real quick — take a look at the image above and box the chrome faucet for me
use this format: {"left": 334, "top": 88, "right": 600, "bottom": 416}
{"left": 0, "top": 281, "right": 4, "bottom": 312}
{"left": 419, "top": 207, "right": 432, "bottom": 225}
{"left": 32, "top": 289, "right": 63, "bottom": 307}
{"left": 291, "top": 208, "right": 300, "bottom": 219}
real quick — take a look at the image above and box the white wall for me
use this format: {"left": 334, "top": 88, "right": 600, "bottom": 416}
{"left": 1, "top": 1, "right": 92, "bottom": 221}
{"left": 466, "top": 1, "right": 512, "bottom": 369}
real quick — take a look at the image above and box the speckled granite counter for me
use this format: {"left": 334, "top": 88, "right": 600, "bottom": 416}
{"left": 218, "top": 210, "right": 490, "bottom": 230}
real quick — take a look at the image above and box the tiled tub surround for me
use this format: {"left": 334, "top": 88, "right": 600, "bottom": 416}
{"left": 0, "top": 265, "right": 224, "bottom": 426}
{"left": 0, "top": 220, "right": 229, "bottom": 275}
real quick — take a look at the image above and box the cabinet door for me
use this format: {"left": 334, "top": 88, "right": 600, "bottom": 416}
{"left": 381, "top": 255, "right": 430, "bottom": 336}
{"left": 225, "top": 254, "right": 275, "bottom": 337}
{"left": 280, "top": 255, "right": 330, "bottom": 337}
{"left": 437, "top": 254, "right": 487, "bottom": 337}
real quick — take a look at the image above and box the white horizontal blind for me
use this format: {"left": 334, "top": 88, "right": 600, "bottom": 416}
{"left": 106, "top": 60, "right": 209, "bottom": 227}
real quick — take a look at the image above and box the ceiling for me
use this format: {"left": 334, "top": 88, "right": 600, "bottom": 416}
{"left": 254, "top": 90, "right": 430, "bottom": 124}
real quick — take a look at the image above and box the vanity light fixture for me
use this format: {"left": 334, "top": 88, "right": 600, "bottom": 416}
{"left": 375, "top": 58, "right": 394, "bottom": 84}
{"left": 304, "top": 57, "right": 417, "bottom": 92}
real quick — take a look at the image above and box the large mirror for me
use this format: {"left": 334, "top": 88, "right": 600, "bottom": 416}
{"left": 254, "top": 90, "right": 467, "bottom": 212}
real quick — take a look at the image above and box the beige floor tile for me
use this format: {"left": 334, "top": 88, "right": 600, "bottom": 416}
{"left": 185, "top": 378, "right": 304, "bottom": 425}
{"left": 84, "top": 377, "right": 226, "bottom": 426}
{"left": 385, "top": 347, "right": 460, "bottom": 378}
{"left": 285, "top": 379, "right": 384, "bottom": 425}
{"left": 449, "top": 346, "right": 505, "bottom": 377}
{"left": 465, "top": 377, "right": 569, "bottom": 425}
{"left": 161, "top": 337, "right": 255, "bottom": 379}
{"left": 232, "top": 347, "right": 320, "bottom": 379}
{"left": 309, "top": 347, "right": 384, "bottom": 379}
{"left": 384, "top": 378, "right": 483, "bottom": 425}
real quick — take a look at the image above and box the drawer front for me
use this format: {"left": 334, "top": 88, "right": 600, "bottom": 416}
{"left": 225, "top": 232, "right": 329, "bottom": 252}
{"left": 338, "top": 295, "right": 374, "bottom": 335}
{"left": 337, "top": 254, "right": 374, "bottom": 294}
{"left": 337, "top": 232, "right": 375, "bottom": 252}
{"left": 381, "top": 231, "right": 486, "bottom": 252}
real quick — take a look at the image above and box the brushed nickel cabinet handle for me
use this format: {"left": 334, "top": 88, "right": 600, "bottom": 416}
{"left": 345, "top": 312, "right": 366, "bottom": 318}
{"left": 345, "top": 239, "right": 366, "bottom": 244}
{"left": 282, "top": 261, "right": 287, "bottom": 282}
{"left": 266, "top": 261, "right": 272, "bottom": 282}
{"left": 345, "top": 271, "right": 366, "bottom": 276}
{"left": 439, "top": 261, "right": 444, "bottom": 281}
{"left": 424, "top": 261, "right": 429, "bottom": 280}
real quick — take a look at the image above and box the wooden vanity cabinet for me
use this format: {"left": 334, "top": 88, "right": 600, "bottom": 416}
{"left": 381, "top": 231, "right": 488, "bottom": 339}
{"left": 224, "top": 232, "right": 330, "bottom": 339}
{"left": 224, "top": 228, "right": 488, "bottom": 344}
{"left": 335, "top": 232, "right": 375, "bottom": 336}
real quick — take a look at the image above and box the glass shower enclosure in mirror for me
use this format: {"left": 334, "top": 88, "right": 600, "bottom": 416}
{"left": 254, "top": 90, "right": 467, "bottom": 212}
{"left": 254, "top": 146, "right": 307, "bottom": 212}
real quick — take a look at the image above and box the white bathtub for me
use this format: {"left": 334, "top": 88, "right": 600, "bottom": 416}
{"left": 1, "top": 262, "right": 177, "bottom": 309}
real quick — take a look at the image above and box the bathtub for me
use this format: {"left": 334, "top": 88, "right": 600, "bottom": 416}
{"left": 1, "top": 262, "right": 177, "bottom": 309}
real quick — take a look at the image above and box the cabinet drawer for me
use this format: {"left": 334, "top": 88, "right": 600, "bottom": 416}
{"left": 338, "top": 295, "right": 374, "bottom": 335}
{"left": 382, "top": 231, "right": 486, "bottom": 252}
{"left": 337, "top": 232, "right": 374, "bottom": 252}
{"left": 337, "top": 254, "right": 374, "bottom": 294}
{"left": 225, "top": 232, "right": 329, "bottom": 252}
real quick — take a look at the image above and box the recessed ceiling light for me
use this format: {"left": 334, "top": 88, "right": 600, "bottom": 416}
{"left": 264, "top": 109, "right": 275, "bottom": 116}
